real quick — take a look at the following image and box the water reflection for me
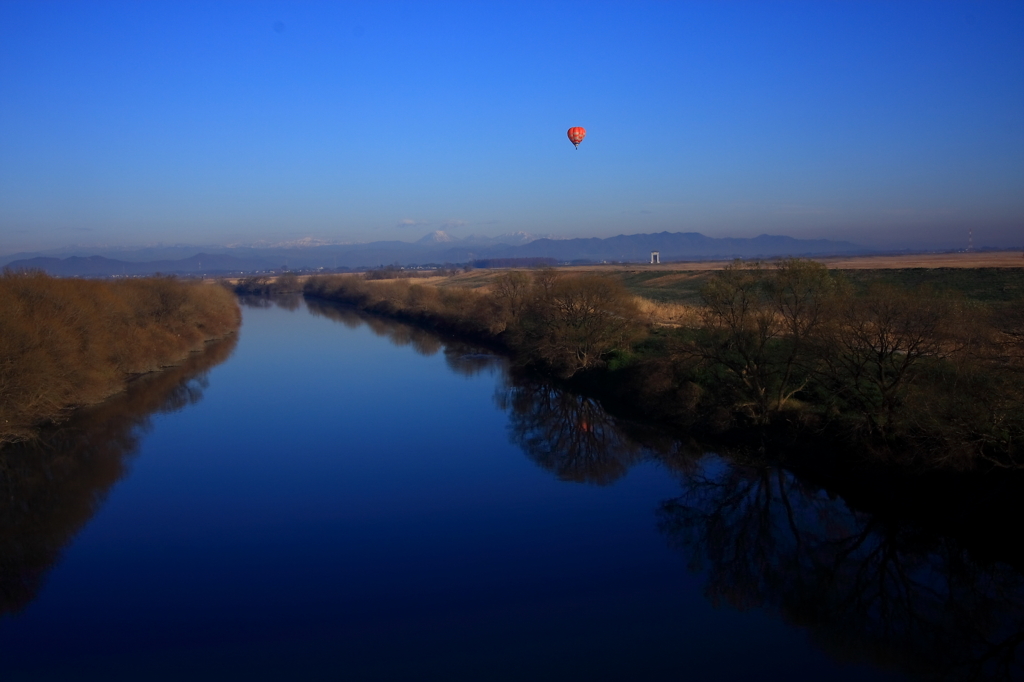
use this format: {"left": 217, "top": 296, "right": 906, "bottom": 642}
{"left": 495, "top": 378, "right": 644, "bottom": 485}
{"left": 657, "top": 462, "right": 1024, "bottom": 680}
{"left": 0, "top": 336, "right": 236, "bottom": 618}
{"left": 444, "top": 349, "right": 502, "bottom": 377}
{"left": 306, "top": 299, "right": 445, "bottom": 357}
{"left": 238, "top": 293, "right": 302, "bottom": 311}
{"left": 316, "top": 303, "right": 1024, "bottom": 680}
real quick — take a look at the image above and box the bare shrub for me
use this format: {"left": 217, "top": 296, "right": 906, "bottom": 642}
{"left": 687, "top": 259, "right": 839, "bottom": 423}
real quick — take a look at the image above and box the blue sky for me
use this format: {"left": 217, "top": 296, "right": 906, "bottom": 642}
{"left": 1, "top": 1, "right": 1022, "bottom": 253}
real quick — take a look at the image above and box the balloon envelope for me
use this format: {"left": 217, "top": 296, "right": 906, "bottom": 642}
{"left": 567, "top": 126, "right": 586, "bottom": 148}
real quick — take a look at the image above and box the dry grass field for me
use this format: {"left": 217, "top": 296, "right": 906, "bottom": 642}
{"left": 815, "top": 251, "right": 1024, "bottom": 269}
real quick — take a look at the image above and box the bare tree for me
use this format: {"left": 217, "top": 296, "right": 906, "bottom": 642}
{"left": 691, "top": 262, "right": 781, "bottom": 422}
{"left": 767, "top": 259, "right": 841, "bottom": 410}
{"left": 813, "top": 284, "right": 952, "bottom": 436}
{"left": 491, "top": 270, "right": 532, "bottom": 330}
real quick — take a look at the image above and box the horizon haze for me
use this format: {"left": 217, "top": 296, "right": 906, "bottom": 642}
{"left": 1, "top": 1, "right": 1022, "bottom": 255}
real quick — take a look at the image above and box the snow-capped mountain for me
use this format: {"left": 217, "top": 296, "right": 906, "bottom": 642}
{"left": 416, "top": 231, "right": 457, "bottom": 244}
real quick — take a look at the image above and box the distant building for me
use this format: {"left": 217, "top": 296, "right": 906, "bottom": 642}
{"left": 650, "top": 251, "right": 660, "bottom": 265}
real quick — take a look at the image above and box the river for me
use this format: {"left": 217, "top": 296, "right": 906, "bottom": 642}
{"left": 0, "top": 296, "right": 1020, "bottom": 680}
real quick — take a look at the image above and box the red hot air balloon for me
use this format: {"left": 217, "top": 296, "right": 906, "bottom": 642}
{"left": 567, "top": 126, "right": 586, "bottom": 149}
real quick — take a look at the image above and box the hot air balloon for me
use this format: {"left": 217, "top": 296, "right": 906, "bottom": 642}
{"left": 567, "top": 126, "right": 586, "bottom": 149}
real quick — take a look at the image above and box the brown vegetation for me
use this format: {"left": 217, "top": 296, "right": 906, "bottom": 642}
{"left": 304, "top": 269, "right": 643, "bottom": 376}
{"left": 631, "top": 296, "right": 700, "bottom": 327}
{"left": 0, "top": 272, "right": 240, "bottom": 446}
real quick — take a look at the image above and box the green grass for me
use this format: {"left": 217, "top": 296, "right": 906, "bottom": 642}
{"left": 610, "top": 268, "right": 1024, "bottom": 305}
{"left": 838, "top": 268, "right": 1024, "bottom": 302}
{"left": 612, "top": 271, "right": 714, "bottom": 305}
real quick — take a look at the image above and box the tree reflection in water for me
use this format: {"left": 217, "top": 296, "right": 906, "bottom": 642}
{"left": 237, "top": 293, "right": 302, "bottom": 311}
{"left": 495, "top": 377, "right": 646, "bottom": 485}
{"left": 657, "top": 461, "right": 1024, "bottom": 680}
{"left": 306, "top": 299, "right": 443, "bottom": 357}
{"left": 308, "top": 298, "right": 511, "bottom": 371}
{"left": 444, "top": 347, "right": 503, "bottom": 377}
{"left": 0, "top": 336, "right": 237, "bottom": 618}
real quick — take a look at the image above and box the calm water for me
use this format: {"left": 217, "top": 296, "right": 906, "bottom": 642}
{"left": 1, "top": 296, "right": 1021, "bottom": 680}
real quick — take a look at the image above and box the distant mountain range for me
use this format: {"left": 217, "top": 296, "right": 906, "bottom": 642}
{"left": 2, "top": 254, "right": 273, "bottom": 277}
{"left": 3, "top": 231, "right": 868, "bottom": 277}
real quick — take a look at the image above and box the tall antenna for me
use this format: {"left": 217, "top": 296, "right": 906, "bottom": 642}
{"left": 968, "top": 228, "right": 973, "bottom": 253}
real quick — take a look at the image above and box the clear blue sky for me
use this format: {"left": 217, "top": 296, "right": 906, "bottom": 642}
{"left": 1, "top": 1, "right": 1022, "bottom": 253}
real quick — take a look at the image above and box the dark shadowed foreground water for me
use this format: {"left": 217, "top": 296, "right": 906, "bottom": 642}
{"left": 1, "top": 296, "right": 1021, "bottom": 680}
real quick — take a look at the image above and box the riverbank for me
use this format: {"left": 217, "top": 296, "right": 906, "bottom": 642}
{"left": 304, "top": 263, "right": 1024, "bottom": 472}
{"left": 304, "top": 295, "right": 1024, "bottom": 578}
{"left": 0, "top": 272, "right": 241, "bottom": 447}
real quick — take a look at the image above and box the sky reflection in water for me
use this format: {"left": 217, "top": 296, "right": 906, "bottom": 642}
{"left": 0, "top": 297, "right": 1019, "bottom": 680}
